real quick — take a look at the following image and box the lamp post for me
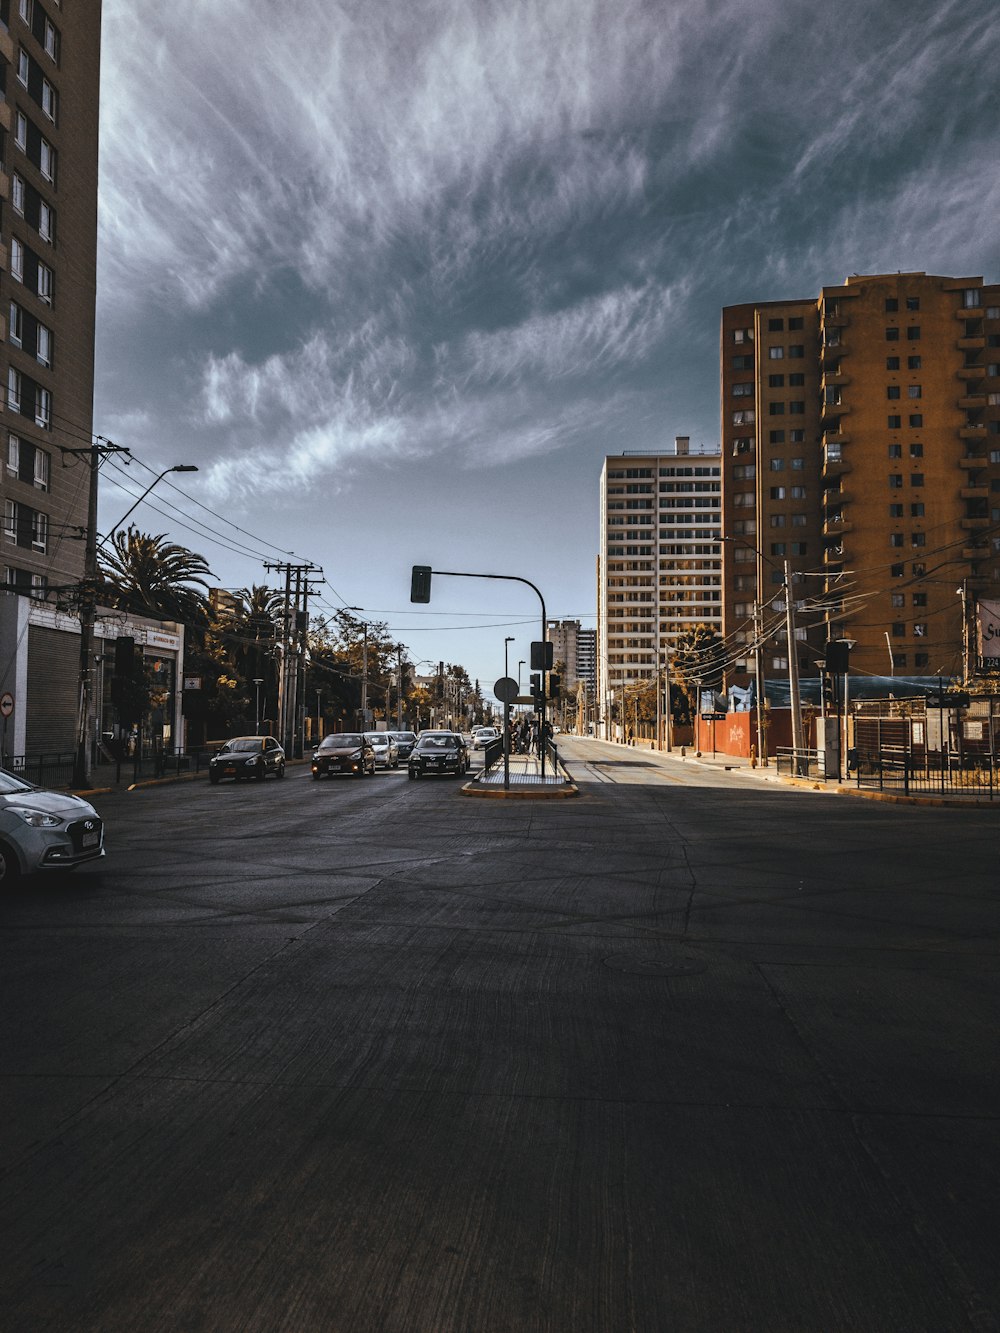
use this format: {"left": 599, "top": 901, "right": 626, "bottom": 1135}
{"left": 345, "top": 608, "right": 369, "bottom": 729}
{"left": 504, "top": 637, "right": 515, "bottom": 784}
{"left": 315, "top": 689, "right": 322, "bottom": 743}
{"left": 253, "top": 678, "right": 264, "bottom": 735}
{"left": 99, "top": 464, "right": 199, "bottom": 545}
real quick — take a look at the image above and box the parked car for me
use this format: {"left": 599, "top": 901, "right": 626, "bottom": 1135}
{"left": 0, "top": 769, "right": 105, "bottom": 885}
{"left": 408, "top": 730, "right": 469, "bottom": 779}
{"left": 387, "top": 731, "right": 418, "bottom": 760}
{"left": 311, "top": 733, "right": 376, "bottom": 779}
{"left": 209, "top": 736, "right": 286, "bottom": 784}
{"left": 365, "top": 732, "right": 400, "bottom": 769}
{"left": 470, "top": 726, "right": 499, "bottom": 750}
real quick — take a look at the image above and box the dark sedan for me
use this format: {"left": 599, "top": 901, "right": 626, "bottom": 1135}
{"left": 209, "top": 736, "right": 286, "bottom": 784}
{"left": 311, "top": 733, "right": 376, "bottom": 779}
{"left": 408, "top": 730, "right": 469, "bottom": 779}
{"left": 387, "top": 730, "right": 418, "bottom": 760}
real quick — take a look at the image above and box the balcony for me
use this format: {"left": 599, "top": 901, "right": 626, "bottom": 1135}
{"left": 0, "top": 27, "right": 12, "bottom": 62}
{"left": 959, "top": 455, "right": 986, "bottom": 469}
{"left": 821, "top": 401, "right": 850, "bottom": 425}
{"left": 958, "top": 366, "right": 985, "bottom": 382}
{"left": 823, "top": 450, "right": 851, "bottom": 477}
{"left": 959, "top": 424, "right": 987, "bottom": 439}
{"left": 958, "top": 337, "right": 986, "bottom": 351}
{"left": 961, "top": 486, "right": 989, "bottom": 500}
{"left": 961, "top": 517, "right": 991, "bottom": 531}
{"left": 956, "top": 306, "right": 984, "bottom": 320}
{"left": 959, "top": 395, "right": 987, "bottom": 410}
{"left": 821, "top": 370, "right": 851, "bottom": 390}
{"left": 823, "top": 516, "right": 853, "bottom": 537}
{"left": 821, "top": 339, "right": 846, "bottom": 363}
{"left": 824, "top": 489, "right": 853, "bottom": 508}
{"left": 963, "top": 547, "right": 990, "bottom": 561}
{"left": 823, "top": 314, "right": 849, "bottom": 329}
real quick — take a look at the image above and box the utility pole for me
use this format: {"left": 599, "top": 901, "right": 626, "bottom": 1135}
{"left": 784, "top": 560, "right": 806, "bottom": 775}
{"left": 65, "top": 439, "right": 130, "bottom": 788}
{"left": 265, "top": 560, "right": 323, "bottom": 753}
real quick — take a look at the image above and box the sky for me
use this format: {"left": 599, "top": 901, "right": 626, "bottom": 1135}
{"left": 94, "top": 0, "right": 1000, "bottom": 692}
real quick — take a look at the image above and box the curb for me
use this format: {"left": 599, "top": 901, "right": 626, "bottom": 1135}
{"left": 461, "top": 778, "right": 579, "bottom": 800}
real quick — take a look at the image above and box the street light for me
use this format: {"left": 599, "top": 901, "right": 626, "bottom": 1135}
{"left": 253, "top": 678, "right": 264, "bottom": 735}
{"left": 100, "top": 465, "right": 199, "bottom": 544}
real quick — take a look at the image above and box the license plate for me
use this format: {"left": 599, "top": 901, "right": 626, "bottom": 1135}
{"left": 224, "top": 766, "right": 236, "bottom": 775}
{"left": 82, "top": 832, "right": 100, "bottom": 848}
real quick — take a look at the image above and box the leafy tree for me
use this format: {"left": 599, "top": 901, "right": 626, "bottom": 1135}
{"left": 99, "top": 526, "right": 213, "bottom": 626}
{"left": 670, "top": 625, "right": 726, "bottom": 723}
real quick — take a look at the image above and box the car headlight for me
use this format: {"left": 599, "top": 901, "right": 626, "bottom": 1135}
{"left": 13, "top": 809, "right": 62, "bottom": 828}
{"left": 244, "top": 757, "right": 259, "bottom": 766}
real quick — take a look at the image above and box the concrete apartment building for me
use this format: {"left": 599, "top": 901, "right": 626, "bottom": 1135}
{"left": 721, "top": 272, "right": 1000, "bottom": 684}
{"left": 0, "top": 0, "right": 103, "bottom": 755}
{"left": 598, "top": 437, "right": 722, "bottom": 732}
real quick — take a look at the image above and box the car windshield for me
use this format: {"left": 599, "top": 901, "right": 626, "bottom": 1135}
{"left": 319, "top": 734, "right": 362, "bottom": 750}
{"left": 417, "top": 734, "right": 458, "bottom": 750}
{"left": 0, "top": 768, "right": 35, "bottom": 795}
{"left": 390, "top": 732, "right": 416, "bottom": 743}
{"left": 366, "top": 734, "right": 388, "bottom": 746}
{"left": 223, "top": 739, "right": 263, "bottom": 754}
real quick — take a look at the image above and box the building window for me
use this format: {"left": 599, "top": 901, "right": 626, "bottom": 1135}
{"left": 891, "top": 563, "right": 904, "bottom": 577}
{"left": 34, "top": 446, "right": 49, "bottom": 491}
{"left": 39, "top": 138, "right": 56, "bottom": 183}
{"left": 732, "top": 355, "right": 753, "bottom": 370}
{"left": 770, "top": 544, "right": 786, "bottom": 556}
{"left": 789, "top": 401, "right": 805, "bottom": 414}
{"left": 790, "top": 542, "right": 807, "bottom": 555}
{"left": 770, "top": 486, "right": 786, "bottom": 499}
{"left": 890, "top": 533, "right": 903, "bottom": 547}
{"left": 732, "top": 382, "right": 753, "bottom": 397}
{"left": 885, "top": 327, "right": 899, "bottom": 341}
{"left": 790, "top": 457, "right": 804, "bottom": 470}
{"left": 908, "top": 385, "right": 922, "bottom": 399}
{"left": 988, "top": 308, "right": 1000, "bottom": 320}
{"left": 41, "top": 79, "right": 57, "bottom": 122}
{"left": 906, "top": 326, "right": 920, "bottom": 340}
{"left": 792, "top": 514, "right": 807, "bottom": 527}
{"left": 732, "top": 410, "right": 754, "bottom": 425}
{"left": 910, "top": 503, "right": 924, "bottom": 517}
{"left": 909, "top": 414, "right": 922, "bottom": 428}
{"left": 911, "top": 473, "right": 924, "bottom": 487}
{"left": 31, "top": 511, "right": 47, "bottom": 552}
{"left": 10, "top": 238, "right": 24, "bottom": 284}
{"left": 962, "top": 289, "right": 980, "bottom": 308}
{"left": 35, "top": 386, "right": 51, "bottom": 429}
{"left": 892, "top": 622, "right": 906, "bottom": 637}
{"left": 769, "top": 458, "right": 785, "bottom": 471}
{"left": 36, "top": 324, "right": 52, "bottom": 367}
{"left": 912, "top": 532, "right": 926, "bottom": 547}
{"left": 9, "top": 302, "right": 23, "bottom": 348}
{"left": 14, "top": 111, "right": 28, "bottom": 151}
{"left": 888, "top": 415, "right": 901, "bottom": 429}
{"left": 7, "top": 368, "right": 21, "bottom": 414}
{"left": 887, "top": 386, "right": 900, "bottom": 400}
{"left": 37, "top": 263, "right": 53, "bottom": 304}
{"left": 768, "top": 319, "right": 784, "bottom": 332}
{"left": 788, "top": 373, "right": 805, "bottom": 387}
{"left": 910, "top": 443, "right": 923, "bottom": 457}
{"left": 908, "top": 355, "right": 921, "bottom": 369}
{"left": 44, "top": 19, "right": 60, "bottom": 63}
{"left": 733, "top": 328, "right": 753, "bottom": 344}
{"left": 770, "top": 515, "right": 785, "bottom": 528}
{"left": 889, "top": 474, "right": 902, "bottom": 488}
{"left": 891, "top": 593, "right": 904, "bottom": 608}
{"left": 886, "top": 356, "right": 900, "bottom": 370}
{"left": 770, "top": 402, "right": 785, "bottom": 415}
{"left": 791, "top": 486, "right": 806, "bottom": 499}
{"left": 768, "top": 346, "right": 784, "bottom": 360}
{"left": 17, "top": 48, "right": 29, "bottom": 85}
{"left": 768, "top": 374, "right": 785, "bottom": 388}
{"left": 906, "top": 296, "right": 920, "bottom": 311}
{"left": 885, "top": 298, "right": 899, "bottom": 312}
{"left": 888, "top": 444, "right": 902, "bottom": 457}
{"left": 769, "top": 429, "right": 785, "bottom": 443}
{"left": 889, "top": 503, "right": 903, "bottom": 517}
{"left": 788, "top": 345, "right": 804, "bottom": 358}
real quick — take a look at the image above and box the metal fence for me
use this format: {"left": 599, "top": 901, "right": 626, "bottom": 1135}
{"left": 853, "top": 746, "right": 999, "bottom": 799}
{"left": 775, "top": 747, "right": 827, "bottom": 780}
{"left": 3, "top": 752, "right": 77, "bottom": 787}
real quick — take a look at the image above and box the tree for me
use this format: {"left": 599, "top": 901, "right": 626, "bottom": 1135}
{"left": 99, "top": 526, "right": 213, "bottom": 626}
{"left": 670, "top": 625, "right": 726, "bottom": 724}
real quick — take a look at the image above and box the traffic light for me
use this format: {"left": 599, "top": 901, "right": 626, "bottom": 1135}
{"left": 530, "top": 640, "right": 553, "bottom": 671}
{"left": 410, "top": 565, "right": 432, "bottom": 603}
{"left": 548, "top": 673, "right": 561, "bottom": 701}
{"left": 825, "top": 638, "right": 851, "bottom": 674}
{"left": 530, "top": 672, "right": 541, "bottom": 702}
{"left": 821, "top": 671, "right": 836, "bottom": 710}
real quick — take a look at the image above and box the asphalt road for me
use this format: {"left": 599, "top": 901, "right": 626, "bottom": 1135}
{"left": 2, "top": 738, "right": 998, "bottom": 1331}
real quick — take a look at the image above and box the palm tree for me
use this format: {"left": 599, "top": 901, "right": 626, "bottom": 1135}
{"left": 99, "top": 526, "right": 214, "bottom": 625}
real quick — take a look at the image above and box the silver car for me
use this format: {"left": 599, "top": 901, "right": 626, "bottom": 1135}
{"left": 0, "top": 769, "right": 105, "bottom": 886}
{"left": 365, "top": 732, "right": 400, "bottom": 769}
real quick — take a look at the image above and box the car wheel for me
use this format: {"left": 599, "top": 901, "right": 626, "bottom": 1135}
{"left": 255, "top": 763, "right": 266, "bottom": 782}
{"left": 355, "top": 765, "right": 365, "bottom": 778}
{"left": 276, "top": 762, "right": 286, "bottom": 779}
{"left": 0, "top": 841, "right": 22, "bottom": 888}
{"left": 408, "top": 770, "right": 415, "bottom": 780}
{"left": 209, "top": 771, "right": 221, "bottom": 785}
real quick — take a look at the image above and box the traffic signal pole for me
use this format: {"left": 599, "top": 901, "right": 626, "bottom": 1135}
{"left": 410, "top": 566, "right": 548, "bottom": 774}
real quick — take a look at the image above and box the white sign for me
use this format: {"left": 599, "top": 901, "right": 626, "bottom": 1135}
{"left": 0, "top": 692, "right": 13, "bottom": 718}
{"left": 977, "top": 599, "right": 1000, "bottom": 660}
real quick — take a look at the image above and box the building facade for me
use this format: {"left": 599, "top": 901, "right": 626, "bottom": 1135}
{"left": 598, "top": 437, "right": 722, "bottom": 735}
{"left": 0, "top": 0, "right": 102, "bottom": 753}
{"left": 721, "top": 273, "right": 1000, "bottom": 684}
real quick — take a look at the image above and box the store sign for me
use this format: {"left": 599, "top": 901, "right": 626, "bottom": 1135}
{"left": 977, "top": 599, "right": 1000, "bottom": 659}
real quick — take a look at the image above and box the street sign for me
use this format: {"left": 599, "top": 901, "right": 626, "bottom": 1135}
{"left": 0, "top": 692, "right": 13, "bottom": 718}
{"left": 493, "top": 677, "right": 519, "bottom": 704}
{"left": 701, "top": 712, "right": 726, "bottom": 721}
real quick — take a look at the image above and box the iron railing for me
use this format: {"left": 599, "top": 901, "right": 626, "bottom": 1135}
{"left": 853, "top": 747, "right": 998, "bottom": 799}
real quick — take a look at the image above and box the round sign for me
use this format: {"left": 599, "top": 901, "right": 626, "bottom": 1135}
{"left": 493, "top": 676, "right": 519, "bottom": 705}
{"left": 0, "top": 691, "right": 13, "bottom": 718}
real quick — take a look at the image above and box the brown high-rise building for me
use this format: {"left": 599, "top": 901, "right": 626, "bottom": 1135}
{"left": 0, "top": 0, "right": 103, "bottom": 752}
{"left": 721, "top": 273, "right": 1000, "bottom": 685}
